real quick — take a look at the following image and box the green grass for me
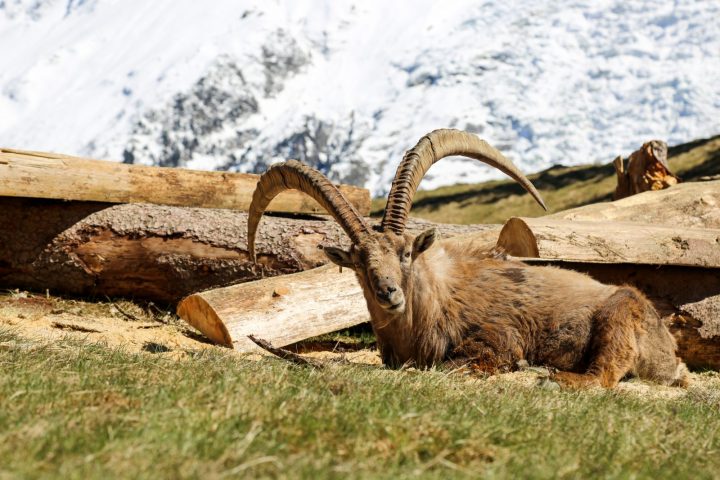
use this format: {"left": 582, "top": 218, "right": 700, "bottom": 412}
{"left": 1, "top": 329, "right": 719, "bottom": 479}
{"left": 372, "top": 135, "right": 720, "bottom": 224}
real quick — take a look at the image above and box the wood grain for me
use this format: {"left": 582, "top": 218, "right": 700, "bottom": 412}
{"left": 551, "top": 180, "right": 720, "bottom": 229}
{"left": 177, "top": 265, "right": 369, "bottom": 350}
{"left": 498, "top": 217, "right": 720, "bottom": 267}
{"left": 0, "top": 147, "right": 370, "bottom": 216}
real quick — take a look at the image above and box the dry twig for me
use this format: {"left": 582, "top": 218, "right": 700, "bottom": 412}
{"left": 248, "top": 335, "right": 324, "bottom": 369}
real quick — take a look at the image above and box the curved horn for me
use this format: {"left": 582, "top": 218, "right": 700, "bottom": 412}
{"left": 248, "top": 160, "right": 371, "bottom": 261}
{"left": 381, "top": 129, "right": 547, "bottom": 234}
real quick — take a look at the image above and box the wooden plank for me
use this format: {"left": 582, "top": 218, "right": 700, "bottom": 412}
{"left": 176, "top": 264, "right": 369, "bottom": 350}
{"left": 497, "top": 217, "right": 720, "bottom": 267}
{"left": 0, "top": 147, "right": 370, "bottom": 215}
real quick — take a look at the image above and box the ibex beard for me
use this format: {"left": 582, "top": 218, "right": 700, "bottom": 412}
{"left": 248, "top": 129, "right": 689, "bottom": 389}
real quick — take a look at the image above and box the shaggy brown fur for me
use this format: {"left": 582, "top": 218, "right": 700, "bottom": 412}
{"left": 248, "top": 130, "right": 688, "bottom": 389}
{"left": 325, "top": 230, "right": 689, "bottom": 388}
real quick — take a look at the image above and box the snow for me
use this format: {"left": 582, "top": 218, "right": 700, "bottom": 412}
{"left": 1, "top": 0, "right": 719, "bottom": 195}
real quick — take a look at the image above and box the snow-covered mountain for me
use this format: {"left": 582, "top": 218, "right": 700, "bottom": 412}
{"left": 1, "top": 0, "right": 718, "bottom": 195}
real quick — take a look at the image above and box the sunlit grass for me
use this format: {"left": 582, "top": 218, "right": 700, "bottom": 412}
{"left": 1, "top": 329, "right": 719, "bottom": 479}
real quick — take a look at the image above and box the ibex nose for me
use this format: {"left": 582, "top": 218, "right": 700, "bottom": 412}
{"left": 376, "top": 285, "right": 397, "bottom": 301}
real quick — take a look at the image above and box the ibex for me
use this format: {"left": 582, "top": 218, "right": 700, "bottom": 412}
{"left": 248, "top": 129, "right": 689, "bottom": 388}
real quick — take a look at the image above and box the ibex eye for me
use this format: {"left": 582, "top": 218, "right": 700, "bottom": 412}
{"left": 404, "top": 252, "right": 411, "bottom": 258}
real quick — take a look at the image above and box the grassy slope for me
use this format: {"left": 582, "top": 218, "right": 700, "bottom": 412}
{"left": 372, "top": 135, "right": 720, "bottom": 224}
{"left": 1, "top": 329, "right": 719, "bottom": 480}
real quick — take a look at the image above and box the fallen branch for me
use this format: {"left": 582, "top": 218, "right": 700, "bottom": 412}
{"left": 248, "top": 335, "right": 324, "bottom": 369}
{"left": 106, "top": 296, "right": 143, "bottom": 322}
{"left": 51, "top": 321, "right": 102, "bottom": 333}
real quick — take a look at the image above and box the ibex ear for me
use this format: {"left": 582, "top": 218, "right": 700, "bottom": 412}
{"left": 323, "top": 246, "right": 355, "bottom": 269}
{"left": 413, "top": 228, "right": 438, "bottom": 259}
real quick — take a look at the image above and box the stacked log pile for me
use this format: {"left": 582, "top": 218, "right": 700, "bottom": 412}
{"left": 2, "top": 146, "right": 719, "bottom": 369}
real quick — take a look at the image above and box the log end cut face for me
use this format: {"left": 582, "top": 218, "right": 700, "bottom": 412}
{"left": 177, "top": 295, "right": 233, "bottom": 347}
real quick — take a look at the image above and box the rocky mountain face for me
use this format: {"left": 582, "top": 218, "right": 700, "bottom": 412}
{"left": 122, "top": 30, "right": 372, "bottom": 187}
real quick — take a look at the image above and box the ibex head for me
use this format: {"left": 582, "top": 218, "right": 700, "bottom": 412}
{"left": 322, "top": 228, "right": 438, "bottom": 313}
{"left": 248, "top": 129, "right": 546, "bottom": 313}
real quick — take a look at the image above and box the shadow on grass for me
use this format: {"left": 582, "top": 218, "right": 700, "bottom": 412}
{"left": 680, "top": 149, "right": 720, "bottom": 181}
{"left": 668, "top": 134, "right": 720, "bottom": 157}
{"left": 142, "top": 342, "right": 172, "bottom": 353}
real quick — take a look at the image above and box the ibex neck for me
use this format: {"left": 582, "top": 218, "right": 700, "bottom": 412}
{"left": 407, "top": 246, "right": 464, "bottom": 364}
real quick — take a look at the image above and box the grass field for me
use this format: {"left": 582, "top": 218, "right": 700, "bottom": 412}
{"left": 1, "top": 329, "right": 719, "bottom": 480}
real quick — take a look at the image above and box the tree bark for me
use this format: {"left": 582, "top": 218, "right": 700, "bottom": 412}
{"left": 0, "top": 197, "right": 495, "bottom": 303}
{"left": 0, "top": 147, "right": 370, "bottom": 216}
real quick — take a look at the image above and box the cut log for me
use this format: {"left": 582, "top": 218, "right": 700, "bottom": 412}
{"left": 612, "top": 140, "right": 679, "bottom": 200}
{"left": 0, "top": 197, "right": 495, "bottom": 303}
{"left": 497, "top": 217, "right": 720, "bottom": 267}
{"left": 551, "top": 180, "right": 720, "bottom": 229}
{"left": 0, "top": 147, "right": 370, "bottom": 216}
{"left": 177, "top": 265, "right": 368, "bottom": 350}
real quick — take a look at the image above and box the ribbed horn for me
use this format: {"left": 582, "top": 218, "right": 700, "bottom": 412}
{"left": 381, "top": 129, "right": 547, "bottom": 234}
{"left": 248, "top": 160, "right": 371, "bottom": 261}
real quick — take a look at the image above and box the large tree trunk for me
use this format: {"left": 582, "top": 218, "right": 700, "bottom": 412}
{"left": 4, "top": 179, "right": 718, "bottom": 303}
{"left": 0, "top": 147, "right": 370, "bottom": 216}
{"left": 0, "top": 197, "right": 495, "bottom": 303}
